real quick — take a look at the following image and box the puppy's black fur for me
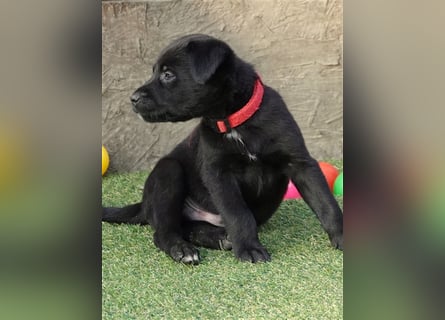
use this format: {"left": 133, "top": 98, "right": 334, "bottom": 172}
{"left": 103, "top": 34, "right": 343, "bottom": 264}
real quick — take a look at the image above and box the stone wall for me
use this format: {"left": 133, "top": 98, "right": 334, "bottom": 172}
{"left": 102, "top": 0, "right": 343, "bottom": 172}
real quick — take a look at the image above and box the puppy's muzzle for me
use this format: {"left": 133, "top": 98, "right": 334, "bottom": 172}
{"left": 131, "top": 91, "right": 153, "bottom": 115}
{"left": 130, "top": 92, "right": 143, "bottom": 113}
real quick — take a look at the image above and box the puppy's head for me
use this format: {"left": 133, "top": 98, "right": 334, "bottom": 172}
{"left": 130, "top": 34, "right": 235, "bottom": 122}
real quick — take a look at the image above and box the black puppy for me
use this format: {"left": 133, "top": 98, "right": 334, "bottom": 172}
{"left": 103, "top": 34, "right": 343, "bottom": 264}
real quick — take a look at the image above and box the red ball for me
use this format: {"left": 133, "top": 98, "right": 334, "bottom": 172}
{"left": 318, "top": 162, "right": 339, "bottom": 192}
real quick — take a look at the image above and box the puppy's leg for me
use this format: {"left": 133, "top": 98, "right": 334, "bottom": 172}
{"left": 290, "top": 157, "right": 343, "bottom": 250}
{"left": 182, "top": 221, "right": 232, "bottom": 250}
{"left": 202, "top": 168, "right": 271, "bottom": 262}
{"left": 145, "top": 158, "right": 200, "bottom": 265}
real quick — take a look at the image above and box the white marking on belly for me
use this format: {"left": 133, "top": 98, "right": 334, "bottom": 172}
{"left": 183, "top": 198, "right": 225, "bottom": 227}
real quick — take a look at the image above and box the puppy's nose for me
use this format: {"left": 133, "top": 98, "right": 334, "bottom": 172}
{"left": 130, "top": 92, "right": 141, "bottom": 106}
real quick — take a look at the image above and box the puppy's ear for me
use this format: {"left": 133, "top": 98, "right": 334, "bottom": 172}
{"left": 187, "top": 39, "right": 232, "bottom": 84}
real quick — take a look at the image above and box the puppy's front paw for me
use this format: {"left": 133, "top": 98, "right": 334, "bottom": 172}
{"left": 235, "top": 243, "right": 271, "bottom": 263}
{"left": 169, "top": 243, "right": 201, "bottom": 265}
{"left": 329, "top": 233, "right": 343, "bottom": 251}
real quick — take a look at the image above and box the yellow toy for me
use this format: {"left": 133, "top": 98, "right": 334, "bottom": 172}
{"left": 102, "top": 145, "right": 109, "bottom": 176}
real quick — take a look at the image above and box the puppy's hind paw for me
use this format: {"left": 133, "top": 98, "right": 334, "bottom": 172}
{"left": 235, "top": 244, "right": 271, "bottom": 263}
{"left": 170, "top": 243, "right": 201, "bottom": 265}
{"left": 218, "top": 234, "right": 232, "bottom": 250}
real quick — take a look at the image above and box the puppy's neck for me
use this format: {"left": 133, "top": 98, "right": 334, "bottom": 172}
{"left": 202, "top": 61, "right": 259, "bottom": 133}
{"left": 209, "top": 72, "right": 257, "bottom": 117}
{"left": 228, "top": 66, "right": 257, "bottom": 115}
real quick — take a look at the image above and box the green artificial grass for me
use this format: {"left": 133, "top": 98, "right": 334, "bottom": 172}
{"left": 102, "top": 164, "right": 343, "bottom": 319}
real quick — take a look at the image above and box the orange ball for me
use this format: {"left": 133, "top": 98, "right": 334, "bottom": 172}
{"left": 318, "top": 162, "right": 339, "bottom": 192}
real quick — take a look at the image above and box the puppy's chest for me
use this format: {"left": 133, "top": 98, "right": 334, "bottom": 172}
{"left": 224, "top": 130, "right": 259, "bottom": 161}
{"left": 222, "top": 130, "right": 290, "bottom": 174}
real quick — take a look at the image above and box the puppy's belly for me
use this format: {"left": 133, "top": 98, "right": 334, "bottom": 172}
{"left": 183, "top": 197, "right": 225, "bottom": 227}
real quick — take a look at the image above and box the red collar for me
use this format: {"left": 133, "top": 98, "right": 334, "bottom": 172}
{"left": 216, "top": 77, "right": 264, "bottom": 133}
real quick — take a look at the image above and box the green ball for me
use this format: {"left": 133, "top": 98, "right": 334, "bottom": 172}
{"left": 333, "top": 172, "right": 343, "bottom": 196}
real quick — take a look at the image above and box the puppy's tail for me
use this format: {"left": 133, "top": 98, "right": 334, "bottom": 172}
{"left": 102, "top": 203, "right": 148, "bottom": 225}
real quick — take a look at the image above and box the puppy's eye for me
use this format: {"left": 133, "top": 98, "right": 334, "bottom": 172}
{"left": 160, "top": 70, "right": 176, "bottom": 83}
